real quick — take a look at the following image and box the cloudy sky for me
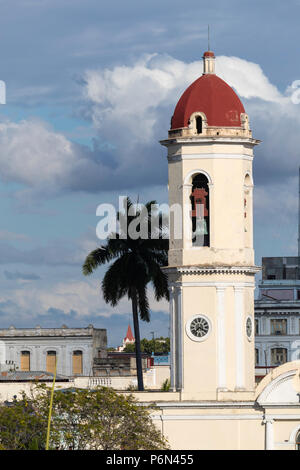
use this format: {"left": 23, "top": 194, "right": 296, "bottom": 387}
{"left": 0, "top": 0, "right": 299, "bottom": 346}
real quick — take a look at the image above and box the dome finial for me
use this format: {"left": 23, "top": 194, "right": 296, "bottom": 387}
{"left": 203, "top": 50, "right": 215, "bottom": 75}
{"left": 203, "top": 25, "right": 215, "bottom": 74}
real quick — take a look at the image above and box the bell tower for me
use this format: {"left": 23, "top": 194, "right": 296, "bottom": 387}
{"left": 161, "top": 51, "right": 260, "bottom": 401}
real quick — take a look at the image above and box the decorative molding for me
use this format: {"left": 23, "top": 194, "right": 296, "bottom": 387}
{"left": 165, "top": 266, "right": 260, "bottom": 276}
{"left": 183, "top": 168, "right": 213, "bottom": 185}
{"left": 170, "top": 281, "right": 255, "bottom": 288}
{"left": 151, "top": 414, "right": 263, "bottom": 421}
{"left": 140, "top": 400, "right": 256, "bottom": 409}
{"left": 169, "top": 153, "right": 254, "bottom": 163}
{"left": 160, "top": 137, "right": 260, "bottom": 146}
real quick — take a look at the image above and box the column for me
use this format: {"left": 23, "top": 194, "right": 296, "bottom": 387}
{"left": 264, "top": 418, "right": 274, "bottom": 450}
{"left": 176, "top": 286, "right": 183, "bottom": 391}
{"left": 169, "top": 286, "right": 176, "bottom": 391}
{"left": 234, "top": 286, "right": 245, "bottom": 390}
{"left": 216, "top": 286, "right": 227, "bottom": 390}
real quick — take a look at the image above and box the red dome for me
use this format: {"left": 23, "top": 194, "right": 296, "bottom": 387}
{"left": 171, "top": 73, "right": 245, "bottom": 129}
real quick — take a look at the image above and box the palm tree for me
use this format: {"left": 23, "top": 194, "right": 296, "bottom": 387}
{"left": 82, "top": 197, "right": 169, "bottom": 391}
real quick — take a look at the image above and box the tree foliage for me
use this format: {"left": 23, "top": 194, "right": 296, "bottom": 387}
{"left": 0, "top": 386, "right": 169, "bottom": 450}
{"left": 0, "top": 393, "right": 47, "bottom": 450}
{"left": 123, "top": 337, "right": 170, "bottom": 354}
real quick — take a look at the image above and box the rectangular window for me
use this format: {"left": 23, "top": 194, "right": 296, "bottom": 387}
{"left": 255, "top": 349, "right": 259, "bottom": 365}
{"left": 270, "top": 319, "right": 287, "bottom": 335}
{"left": 255, "top": 319, "right": 259, "bottom": 335}
{"left": 271, "top": 348, "right": 287, "bottom": 366}
{"left": 20, "top": 351, "right": 30, "bottom": 372}
{"left": 72, "top": 351, "right": 83, "bottom": 375}
{"left": 46, "top": 351, "right": 56, "bottom": 374}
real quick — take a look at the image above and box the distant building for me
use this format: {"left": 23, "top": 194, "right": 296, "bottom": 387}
{"left": 93, "top": 350, "right": 151, "bottom": 377}
{"left": 0, "top": 325, "right": 107, "bottom": 377}
{"left": 255, "top": 257, "right": 300, "bottom": 381}
{"left": 117, "top": 324, "right": 135, "bottom": 351}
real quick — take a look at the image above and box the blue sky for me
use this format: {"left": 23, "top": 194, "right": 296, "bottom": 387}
{"left": 0, "top": 0, "right": 300, "bottom": 346}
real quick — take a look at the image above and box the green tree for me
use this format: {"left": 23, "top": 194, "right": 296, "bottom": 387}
{"left": 82, "top": 198, "right": 169, "bottom": 391}
{"left": 35, "top": 386, "right": 169, "bottom": 450}
{"left": 0, "top": 392, "right": 47, "bottom": 450}
{"left": 123, "top": 337, "right": 170, "bottom": 354}
{"left": 0, "top": 387, "right": 169, "bottom": 450}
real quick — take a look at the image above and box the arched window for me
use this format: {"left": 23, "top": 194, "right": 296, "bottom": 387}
{"left": 270, "top": 348, "right": 287, "bottom": 366}
{"left": 296, "top": 431, "right": 300, "bottom": 450}
{"left": 196, "top": 116, "right": 203, "bottom": 134}
{"left": 20, "top": 351, "right": 30, "bottom": 372}
{"left": 190, "top": 174, "right": 210, "bottom": 247}
{"left": 72, "top": 350, "right": 83, "bottom": 375}
{"left": 46, "top": 351, "right": 57, "bottom": 374}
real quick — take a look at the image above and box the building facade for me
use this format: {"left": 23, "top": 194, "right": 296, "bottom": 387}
{"left": 255, "top": 257, "right": 300, "bottom": 380}
{"left": 0, "top": 325, "right": 106, "bottom": 377}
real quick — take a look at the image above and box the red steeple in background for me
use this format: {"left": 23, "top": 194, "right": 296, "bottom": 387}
{"left": 124, "top": 324, "right": 135, "bottom": 342}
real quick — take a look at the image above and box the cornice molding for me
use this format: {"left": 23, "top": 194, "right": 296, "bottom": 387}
{"left": 160, "top": 137, "right": 260, "bottom": 147}
{"left": 163, "top": 265, "right": 261, "bottom": 276}
{"left": 167, "top": 153, "right": 254, "bottom": 162}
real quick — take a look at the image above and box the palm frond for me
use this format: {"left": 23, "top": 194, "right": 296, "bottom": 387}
{"left": 82, "top": 247, "right": 114, "bottom": 276}
{"left": 102, "top": 255, "right": 131, "bottom": 305}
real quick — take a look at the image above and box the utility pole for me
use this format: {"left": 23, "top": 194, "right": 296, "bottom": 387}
{"left": 151, "top": 331, "right": 155, "bottom": 355}
{"left": 298, "top": 167, "right": 300, "bottom": 278}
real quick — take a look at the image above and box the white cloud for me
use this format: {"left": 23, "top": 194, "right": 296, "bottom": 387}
{"left": 0, "top": 53, "right": 299, "bottom": 206}
{"left": 83, "top": 53, "right": 286, "bottom": 146}
{"left": 216, "top": 56, "right": 284, "bottom": 103}
{"left": 0, "top": 119, "right": 78, "bottom": 188}
{"left": 0, "top": 230, "right": 29, "bottom": 241}
{"left": 0, "top": 278, "right": 168, "bottom": 323}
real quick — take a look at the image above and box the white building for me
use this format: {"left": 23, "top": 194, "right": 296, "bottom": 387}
{"left": 0, "top": 325, "right": 107, "bottom": 377}
{"left": 255, "top": 257, "right": 300, "bottom": 380}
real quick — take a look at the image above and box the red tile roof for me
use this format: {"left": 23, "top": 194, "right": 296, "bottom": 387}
{"left": 171, "top": 70, "right": 245, "bottom": 129}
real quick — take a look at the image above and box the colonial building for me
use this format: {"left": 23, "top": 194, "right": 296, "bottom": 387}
{"left": 131, "top": 49, "right": 300, "bottom": 450}
{"left": 0, "top": 325, "right": 106, "bottom": 377}
{"left": 255, "top": 256, "right": 300, "bottom": 380}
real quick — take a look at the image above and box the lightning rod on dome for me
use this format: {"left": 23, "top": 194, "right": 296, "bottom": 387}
{"left": 208, "top": 24, "right": 210, "bottom": 51}
{"left": 298, "top": 166, "right": 300, "bottom": 261}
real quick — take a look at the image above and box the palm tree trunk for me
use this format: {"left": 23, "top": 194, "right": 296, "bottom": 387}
{"left": 131, "top": 289, "right": 144, "bottom": 391}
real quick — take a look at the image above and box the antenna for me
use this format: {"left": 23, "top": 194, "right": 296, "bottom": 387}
{"left": 298, "top": 167, "right": 300, "bottom": 264}
{"left": 208, "top": 24, "right": 210, "bottom": 51}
